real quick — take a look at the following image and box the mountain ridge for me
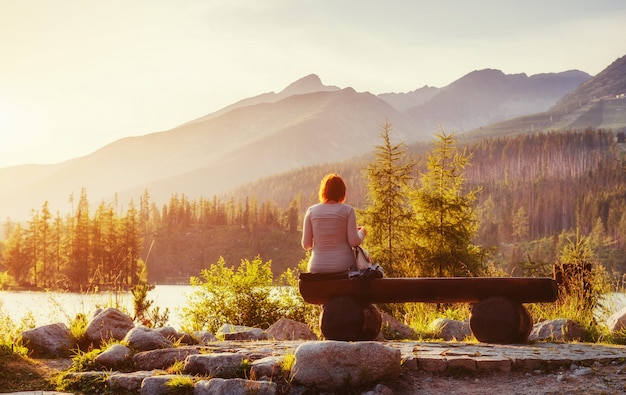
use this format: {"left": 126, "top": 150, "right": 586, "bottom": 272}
{"left": 4, "top": 55, "right": 624, "bottom": 221}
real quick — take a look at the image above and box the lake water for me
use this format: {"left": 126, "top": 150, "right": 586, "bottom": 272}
{"left": 2, "top": 286, "right": 626, "bottom": 331}
{"left": 0, "top": 285, "right": 194, "bottom": 330}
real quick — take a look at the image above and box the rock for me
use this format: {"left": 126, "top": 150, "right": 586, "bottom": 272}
{"left": 155, "top": 326, "right": 196, "bottom": 344}
{"left": 133, "top": 346, "right": 200, "bottom": 370}
{"left": 429, "top": 318, "right": 472, "bottom": 341}
{"left": 140, "top": 374, "right": 194, "bottom": 395}
{"left": 194, "top": 330, "right": 218, "bottom": 344}
{"left": 265, "top": 318, "right": 317, "bottom": 340}
{"left": 183, "top": 352, "right": 249, "bottom": 377}
{"left": 380, "top": 311, "right": 416, "bottom": 340}
{"left": 124, "top": 326, "right": 173, "bottom": 351}
{"left": 216, "top": 324, "right": 267, "bottom": 340}
{"left": 108, "top": 370, "right": 156, "bottom": 393}
{"left": 85, "top": 307, "right": 134, "bottom": 346}
{"left": 250, "top": 355, "right": 286, "bottom": 379}
{"left": 194, "top": 378, "right": 278, "bottom": 395}
{"left": 290, "top": 340, "right": 401, "bottom": 391}
{"left": 21, "top": 323, "right": 74, "bottom": 358}
{"left": 607, "top": 305, "right": 626, "bottom": 332}
{"left": 528, "top": 319, "right": 586, "bottom": 341}
{"left": 95, "top": 343, "right": 132, "bottom": 369}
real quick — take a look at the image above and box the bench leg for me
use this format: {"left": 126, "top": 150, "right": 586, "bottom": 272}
{"left": 320, "top": 296, "right": 382, "bottom": 341}
{"left": 470, "top": 296, "right": 533, "bottom": 344}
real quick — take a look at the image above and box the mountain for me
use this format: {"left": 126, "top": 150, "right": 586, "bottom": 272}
{"left": 182, "top": 74, "right": 341, "bottom": 124}
{"left": 469, "top": 55, "right": 626, "bottom": 137}
{"left": 0, "top": 84, "right": 417, "bottom": 220}
{"left": 405, "top": 69, "right": 590, "bottom": 134}
{"left": 378, "top": 86, "right": 441, "bottom": 112}
{"left": 0, "top": 62, "right": 604, "bottom": 221}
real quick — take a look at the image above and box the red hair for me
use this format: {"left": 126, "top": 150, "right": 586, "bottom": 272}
{"left": 319, "top": 173, "right": 346, "bottom": 203}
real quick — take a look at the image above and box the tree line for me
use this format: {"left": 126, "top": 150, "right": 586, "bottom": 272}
{"left": 0, "top": 186, "right": 303, "bottom": 290}
{"left": 1, "top": 127, "right": 625, "bottom": 290}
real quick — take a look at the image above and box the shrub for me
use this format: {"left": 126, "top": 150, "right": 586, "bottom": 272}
{"left": 180, "top": 255, "right": 318, "bottom": 333}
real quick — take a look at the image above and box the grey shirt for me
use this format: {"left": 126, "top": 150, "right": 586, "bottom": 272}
{"left": 301, "top": 202, "right": 363, "bottom": 273}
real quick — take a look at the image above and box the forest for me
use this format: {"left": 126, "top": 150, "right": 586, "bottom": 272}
{"left": 0, "top": 128, "right": 625, "bottom": 290}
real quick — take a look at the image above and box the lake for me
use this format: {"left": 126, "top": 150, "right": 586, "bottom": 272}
{"left": 2, "top": 286, "right": 626, "bottom": 332}
{"left": 0, "top": 285, "right": 194, "bottom": 330}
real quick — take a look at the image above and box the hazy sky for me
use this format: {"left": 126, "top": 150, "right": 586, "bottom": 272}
{"left": 1, "top": 0, "right": 625, "bottom": 168}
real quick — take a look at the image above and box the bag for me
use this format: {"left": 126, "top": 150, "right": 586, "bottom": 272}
{"left": 349, "top": 246, "right": 384, "bottom": 280}
{"left": 354, "top": 245, "right": 372, "bottom": 270}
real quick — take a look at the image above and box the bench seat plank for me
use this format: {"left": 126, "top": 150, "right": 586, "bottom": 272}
{"left": 299, "top": 275, "right": 558, "bottom": 305}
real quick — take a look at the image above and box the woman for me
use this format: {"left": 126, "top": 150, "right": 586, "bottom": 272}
{"left": 301, "top": 173, "right": 365, "bottom": 273}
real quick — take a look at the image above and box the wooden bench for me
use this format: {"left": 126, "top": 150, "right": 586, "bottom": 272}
{"left": 298, "top": 273, "right": 559, "bottom": 344}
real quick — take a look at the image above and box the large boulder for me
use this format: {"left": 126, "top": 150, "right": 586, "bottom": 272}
{"left": 290, "top": 341, "right": 401, "bottom": 391}
{"left": 95, "top": 343, "right": 132, "bottom": 369}
{"left": 528, "top": 318, "right": 586, "bottom": 341}
{"left": 183, "top": 353, "right": 249, "bottom": 377}
{"left": 380, "top": 311, "right": 416, "bottom": 339}
{"left": 155, "top": 326, "right": 196, "bottom": 344}
{"left": 108, "top": 371, "right": 155, "bottom": 393}
{"left": 21, "top": 323, "right": 74, "bottom": 358}
{"left": 85, "top": 307, "right": 134, "bottom": 345}
{"left": 429, "top": 318, "right": 472, "bottom": 341}
{"left": 194, "top": 330, "right": 218, "bottom": 344}
{"left": 133, "top": 346, "right": 200, "bottom": 370}
{"left": 123, "top": 326, "right": 173, "bottom": 351}
{"left": 265, "top": 318, "right": 317, "bottom": 340}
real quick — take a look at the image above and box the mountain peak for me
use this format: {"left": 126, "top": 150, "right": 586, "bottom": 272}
{"left": 279, "top": 74, "right": 340, "bottom": 96}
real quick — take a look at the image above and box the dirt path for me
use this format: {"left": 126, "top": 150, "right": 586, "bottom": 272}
{"left": 396, "top": 362, "right": 626, "bottom": 394}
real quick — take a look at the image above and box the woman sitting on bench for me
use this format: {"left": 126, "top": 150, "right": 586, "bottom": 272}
{"left": 301, "top": 173, "right": 366, "bottom": 274}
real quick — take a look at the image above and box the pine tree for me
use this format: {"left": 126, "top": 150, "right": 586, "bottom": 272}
{"left": 410, "top": 129, "right": 486, "bottom": 277}
{"left": 360, "top": 121, "right": 416, "bottom": 276}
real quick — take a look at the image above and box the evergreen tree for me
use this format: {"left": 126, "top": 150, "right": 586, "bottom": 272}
{"left": 69, "top": 188, "right": 91, "bottom": 287}
{"left": 360, "top": 121, "right": 416, "bottom": 276}
{"left": 2, "top": 223, "right": 30, "bottom": 285}
{"left": 410, "top": 129, "right": 486, "bottom": 277}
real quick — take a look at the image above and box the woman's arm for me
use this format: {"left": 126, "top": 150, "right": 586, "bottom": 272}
{"left": 301, "top": 208, "right": 313, "bottom": 250}
{"left": 347, "top": 208, "right": 363, "bottom": 247}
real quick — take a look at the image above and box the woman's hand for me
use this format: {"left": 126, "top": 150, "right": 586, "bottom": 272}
{"left": 358, "top": 226, "right": 367, "bottom": 239}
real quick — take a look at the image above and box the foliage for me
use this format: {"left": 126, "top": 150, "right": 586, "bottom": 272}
{"left": 0, "top": 271, "right": 14, "bottom": 289}
{"left": 527, "top": 230, "right": 614, "bottom": 342}
{"left": 410, "top": 129, "right": 487, "bottom": 277}
{"left": 0, "top": 301, "right": 34, "bottom": 356}
{"left": 180, "top": 256, "right": 317, "bottom": 333}
{"left": 67, "top": 347, "right": 103, "bottom": 372}
{"left": 68, "top": 313, "right": 90, "bottom": 350}
{"left": 360, "top": 120, "right": 416, "bottom": 277}
{"left": 281, "top": 352, "right": 296, "bottom": 373}
{"left": 166, "top": 375, "right": 195, "bottom": 394}
{"left": 55, "top": 370, "right": 108, "bottom": 394}
{"left": 130, "top": 282, "right": 170, "bottom": 328}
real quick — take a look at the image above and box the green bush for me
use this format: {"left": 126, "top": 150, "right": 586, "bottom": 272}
{"left": 180, "top": 256, "right": 318, "bottom": 333}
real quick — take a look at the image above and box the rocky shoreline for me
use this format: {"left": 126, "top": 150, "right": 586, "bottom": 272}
{"left": 17, "top": 307, "right": 626, "bottom": 394}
